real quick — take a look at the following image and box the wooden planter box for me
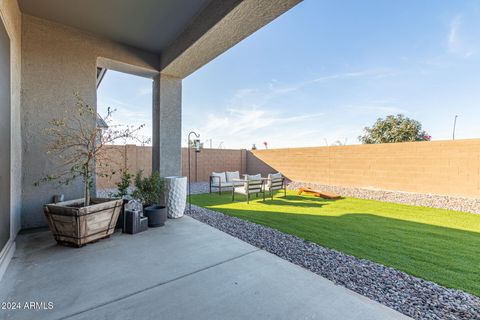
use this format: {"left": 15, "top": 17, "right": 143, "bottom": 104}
{"left": 43, "top": 198, "right": 123, "bottom": 247}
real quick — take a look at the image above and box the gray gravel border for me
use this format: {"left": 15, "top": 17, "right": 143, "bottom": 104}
{"left": 288, "top": 181, "right": 480, "bottom": 214}
{"left": 187, "top": 205, "right": 480, "bottom": 320}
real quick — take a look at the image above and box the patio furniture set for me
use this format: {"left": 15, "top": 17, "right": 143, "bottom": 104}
{"left": 209, "top": 171, "right": 286, "bottom": 203}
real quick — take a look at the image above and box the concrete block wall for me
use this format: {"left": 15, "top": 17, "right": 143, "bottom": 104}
{"left": 96, "top": 145, "right": 152, "bottom": 189}
{"left": 97, "top": 146, "right": 247, "bottom": 188}
{"left": 97, "top": 139, "right": 480, "bottom": 199}
{"left": 246, "top": 151, "right": 277, "bottom": 177}
{"left": 181, "top": 148, "right": 247, "bottom": 182}
{"left": 251, "top": 139, "right": 480, "bottom": 198}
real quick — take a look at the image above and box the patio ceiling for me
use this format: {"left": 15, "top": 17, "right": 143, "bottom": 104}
{"left": 17, "top": 0, "right": 302, "bottom": 78}
{"left": 18, "top": 0, "right": 212, "bottom": 53}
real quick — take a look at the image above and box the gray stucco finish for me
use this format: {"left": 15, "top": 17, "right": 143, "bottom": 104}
{"left": 152, "top": 74, "right": 182, "bottom": 177}
{"left": 20, "top": 16, "right": 159, "bottom": 228}
{"left": 18, "top": 1, "right": 302, "bottom": 228}
{"left": 161, "top": 0, "right": 302, "bottom": 78}
{"left": 17, "top": 0, "right": 211, "bottom": 53}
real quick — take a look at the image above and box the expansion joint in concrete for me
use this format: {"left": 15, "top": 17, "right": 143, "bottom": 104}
{"left": 58, "top": 248, "right": 260, "bottom": 320}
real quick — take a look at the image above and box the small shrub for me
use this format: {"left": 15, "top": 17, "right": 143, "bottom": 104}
{"left": 131, "top": 171, "right": 164, "bottom": 206}
{"left": 111, "top": 171, "right": 133, "bottom": 199}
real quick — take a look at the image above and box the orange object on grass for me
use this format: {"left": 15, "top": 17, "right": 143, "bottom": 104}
{"left": 297, "top": 187, "right": 341, "bottom": 199}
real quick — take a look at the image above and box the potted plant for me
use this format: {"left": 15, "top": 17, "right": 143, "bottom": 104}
{"left": 132, "top": 171, "right": 167, "bottom": 227}
{"left": 36, "top": 92, "right": 147, "bottom": 247}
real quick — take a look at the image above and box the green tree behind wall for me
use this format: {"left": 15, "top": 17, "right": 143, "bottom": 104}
{"left": 359, "top": 114, "right": 431, "bottom": 144}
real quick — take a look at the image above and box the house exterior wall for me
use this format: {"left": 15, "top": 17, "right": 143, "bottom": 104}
{"left": 20, "top": 15, "right": 160, "bottom": 228}
{"left": 251, "top": 139, "right": 480, "bottom": 198}
{"left": 0, "top": 0, "right": 22, "bottom": 280}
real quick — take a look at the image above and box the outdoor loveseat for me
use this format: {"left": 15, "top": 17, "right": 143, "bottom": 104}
{"left": 209, "top": 171, "right": 244, "bottom": 194}
{"left": 210, "top": 171, "right": 287, "bottom": 203}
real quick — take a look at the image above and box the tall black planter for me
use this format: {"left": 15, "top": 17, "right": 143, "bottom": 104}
{"left": 143, "top": 205, "right": 167, "bottom": 227}
{"left": 115, "top": 199, "right": 129, "bottom": 230}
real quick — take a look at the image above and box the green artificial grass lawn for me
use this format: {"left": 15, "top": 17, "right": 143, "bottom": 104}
{"left": 190, "top": 190, "right": 480, "bottom": 297}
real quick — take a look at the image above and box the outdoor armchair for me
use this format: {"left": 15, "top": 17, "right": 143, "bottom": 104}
{"left": 232, "top": 174, "right": 265, "bottom": 203}
{"left": 265, "top": 173, "right": 286, "bottom": 199}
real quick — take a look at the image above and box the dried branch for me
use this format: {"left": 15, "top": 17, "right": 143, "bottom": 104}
{"left": 35, "top": 92, "right": 148, "bottom": 206}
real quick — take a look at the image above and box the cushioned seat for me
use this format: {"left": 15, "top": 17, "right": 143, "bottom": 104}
{"left": 210, "top": 171, "right": 241, "bottom": 194}
{"left": 212, "top": 181, "right": 232, "bottom": 187}
{"left": 265, "top": 172, "right": 286, "bottom": 199}
{"left": 232, "top": 174, "right": 265, "bottom": 203}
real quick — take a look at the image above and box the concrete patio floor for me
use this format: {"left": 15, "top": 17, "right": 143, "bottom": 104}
{"left": 0, "top": 216, "right": 409, "bottom": 320}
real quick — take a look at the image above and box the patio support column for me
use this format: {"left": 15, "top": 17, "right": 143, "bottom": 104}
{"left": 152, "top": 73, "right": 182, "bottom": 177}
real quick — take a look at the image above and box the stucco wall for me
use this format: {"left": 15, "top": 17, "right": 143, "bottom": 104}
{"left": 0, "top": 0, "right": 22, "bottom": 239}
{"left": 251, "top": 139, "right": 480, "bottom": 198}
{"left": 20, "top": 15, "right": 160, "bottom": 228}
{"left": 152, "top": 74, "right": 182, "bottom": 177}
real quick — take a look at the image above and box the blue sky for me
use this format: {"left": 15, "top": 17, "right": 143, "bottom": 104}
{"left": 98, "top": 0, "right": 480, "bottom": 149}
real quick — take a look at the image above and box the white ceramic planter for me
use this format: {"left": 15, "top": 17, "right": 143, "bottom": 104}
{"left": 164, "top": 176, "right": 187, "bottom": 218}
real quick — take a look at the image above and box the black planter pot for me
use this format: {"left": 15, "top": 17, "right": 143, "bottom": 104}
{"left": 143, "top": 205, "right": 167, "bottom": 227}
{"left": 115, "top": 199, "right": 129, "bottom": 230}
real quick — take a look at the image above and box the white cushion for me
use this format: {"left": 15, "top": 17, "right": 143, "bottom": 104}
{"left": 232, "top": 180, "right": 244, "bottom": 186}
{"left": 226, "top": 171, "right": 240, "bottom": 182}
{"left": 211, "top": 172, "right": 226, "bottom": 184}
{"left": 219, "top": 182, "right": 233, "bottom": 188}
{"left": 268, "top": 172, "right": 282, "bottom": 180}
{"left": 267, "top": 173, "right": 283, "bottom": 188}
{"left": 247, "top": 174, "right": 262, "bottom": 181}
{"left": 235, "top": 185, "right": 261, "bottom": 195}
{"left": 211, "top": 181, "right": 233, "bottom": 188}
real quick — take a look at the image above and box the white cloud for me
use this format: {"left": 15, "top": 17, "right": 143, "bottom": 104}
{"left": 183, "top": 70, "right": 404, "bottom": 149}
{"left": 97, "top": 96, "right": 152, "bottom": 145}
{"left": 226, "top": 69, "right": 398, "bottom": 109}
{"left": 186, "top": 105, "right": 327, "bottom": 149}
{"left": 447, "top": 15, "right": 477, "bottom": 58}
{"left": 448, "top": 15, "right": 460, "bottom": 50}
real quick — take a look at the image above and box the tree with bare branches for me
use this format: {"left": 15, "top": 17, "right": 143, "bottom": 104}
{"left": 35, "top": 92, "right": 149, "bottom": 206}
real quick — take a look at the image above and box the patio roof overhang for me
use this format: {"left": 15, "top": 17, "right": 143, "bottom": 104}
{"left": 0, "top": 0, "right": 304, "bottom": 265}
{"left": 18, "top": 0, "right": 302, "bottom": 78}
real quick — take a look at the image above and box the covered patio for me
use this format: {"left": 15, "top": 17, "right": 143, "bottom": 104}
{"left": 0, "top": 216, "right": 407, "bottom": 320}
{"left": 0, "top": 0, "right": 412, "bottom": 319}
